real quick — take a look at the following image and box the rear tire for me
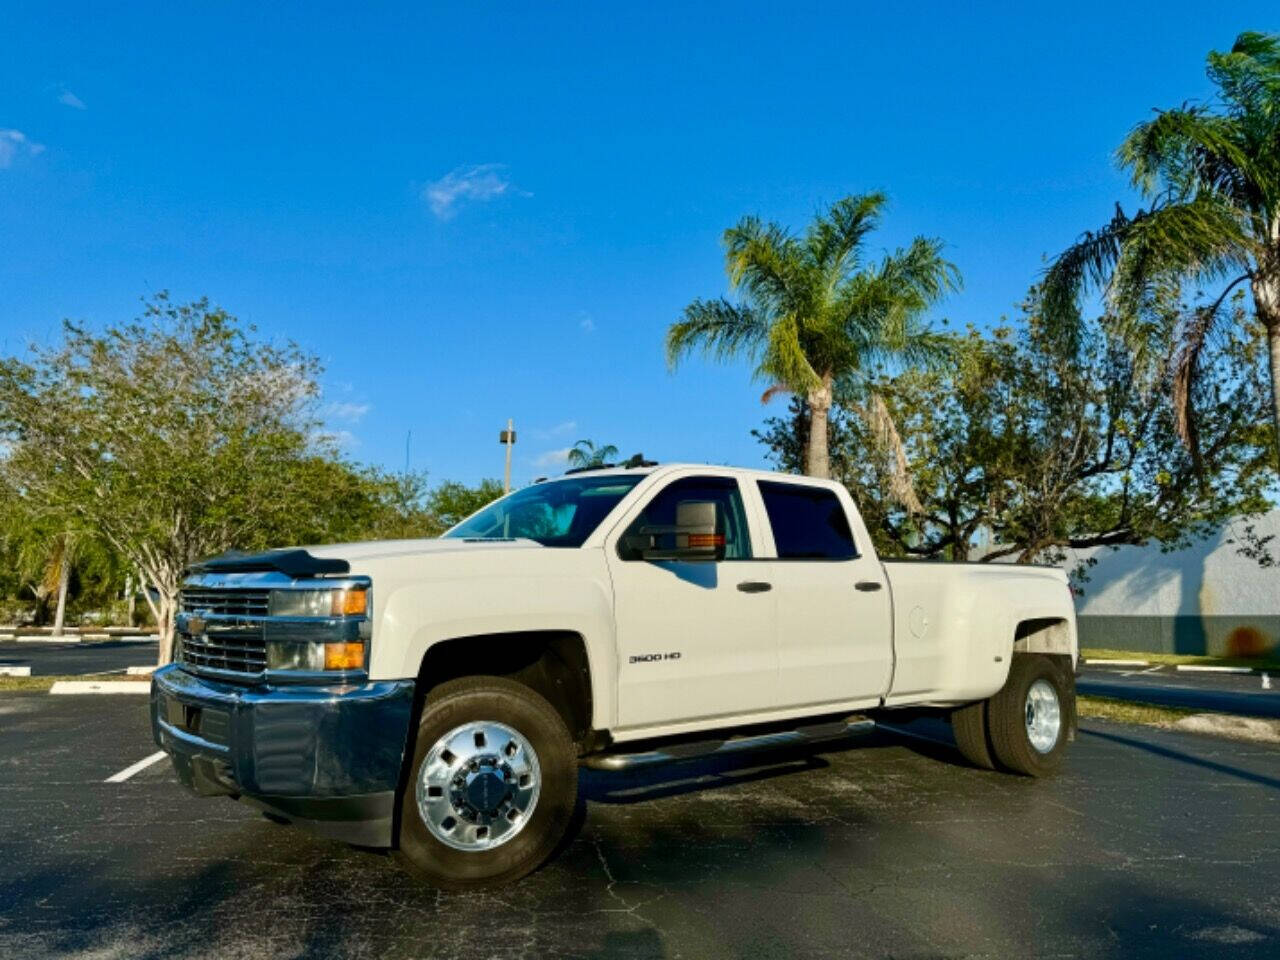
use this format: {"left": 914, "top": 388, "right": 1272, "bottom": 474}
{"left": 396, "top": 676, "right": 578, "bottom": 889}
{"left": 949, "top": 699, "right": 996, "bottom": 770}
{"left": 986, "top": 654, "right": 1071, "bottom": 777}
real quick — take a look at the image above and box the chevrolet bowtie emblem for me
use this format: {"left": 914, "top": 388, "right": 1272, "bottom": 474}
{"left": 187, "top": 615, "right": 207, "bottom": 635}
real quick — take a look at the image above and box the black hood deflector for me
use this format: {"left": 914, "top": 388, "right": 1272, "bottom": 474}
{"left": 187, "top": 549, "right": 350, "bottom": 578}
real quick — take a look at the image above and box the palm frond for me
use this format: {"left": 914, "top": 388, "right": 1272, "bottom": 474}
{"left": 1042, "top": 203, "right": 1132, "bottom": 332}
{"left": 761, "top": 313, "right": 820, "bottom": 394}
{"left": 665, "top": 299, "right": 769, "bottom": 369}
{"left": 1109, "top": 193, "right": 1255, "bottom": 313}
{"left": 1170, "top": 274, "right": 1251, "bottom": 453}
{"left": 1118, "top": 106, "right": 1255, "bottom": 203}
{"left": 864, "top": 393, "right": 923, "bottom": 515}
{"left": 1209, "top": 32, "right": 1280, "bottom": 118}
{"left": 804, "top": 192, "right": 887, "bottom": 277}
{"left": 723, "top": 217, "right": 803, "bottom": 310}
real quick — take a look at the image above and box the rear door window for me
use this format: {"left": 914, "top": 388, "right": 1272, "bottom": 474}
{"left": 757, "top": 481, "right": 857, "bottom": 560}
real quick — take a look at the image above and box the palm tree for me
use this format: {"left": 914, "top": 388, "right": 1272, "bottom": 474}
{"left": 667, "top": 193, "right": 960, "bottom": 478}
{"left": 566, "top": 440, "right": 619, "bottom": 469}
{"left": 1044, "top": 31, "right": 1280, "bottom": 477}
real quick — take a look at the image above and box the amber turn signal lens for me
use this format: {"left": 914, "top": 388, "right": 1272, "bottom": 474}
{"left": 333, "top": 588, "right": 368, "bottom": 616}
{"left": 324, "top": 642, "right": 365, "bottom": 670}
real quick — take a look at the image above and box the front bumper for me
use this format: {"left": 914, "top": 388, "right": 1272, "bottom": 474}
{"left": 151, "top": 664, "right": 415, "bottom": 847}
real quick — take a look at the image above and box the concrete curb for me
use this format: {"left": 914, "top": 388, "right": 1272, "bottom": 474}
{"left": 49, "top": 680, "right": 151, "bottom": 695}
{"left": 1176, "top": 664, "right": 1258, "bottom": 675}
{"left": 0, "top": 666, "right": 32, "bottom": 677}
{"left": 125, "top": 665, "right": 157, "bottom": 675}
{"left": 1083, "top": 658, "right": 1150, "bottom": 667}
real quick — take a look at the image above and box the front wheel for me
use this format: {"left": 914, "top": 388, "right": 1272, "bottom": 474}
{"left": 396, "top": 676, "right": 578, "bottom": 889}
{"left": 985, "top": 654, "right": 1073, "bottom": 777}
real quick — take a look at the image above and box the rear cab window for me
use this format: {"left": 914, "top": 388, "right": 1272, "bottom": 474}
{"left": 756, "top": 480, "right": 857, "bottom": 560}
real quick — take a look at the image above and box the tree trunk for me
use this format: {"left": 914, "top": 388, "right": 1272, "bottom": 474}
{"left": 140, "top": 574, "right": 179, "bottom": 666}
{"left": 806, "top": 374, "right": 834, "bottom": 479}
{"left": 50, "top": 557, "right": 71, "bottom": 638}
{"left": 1266, "top": 318, "right": 1280, "bottom": 479}
{"left": 156, "top": 597, "right": 177, "bottom": 665}
{"left": 1253, "top": 268, "right": 1280, "bottom": 479}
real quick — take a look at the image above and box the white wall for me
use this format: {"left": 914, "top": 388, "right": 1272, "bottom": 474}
{"left": 1061, "top": 510, "right": 1280, "bottom": 618}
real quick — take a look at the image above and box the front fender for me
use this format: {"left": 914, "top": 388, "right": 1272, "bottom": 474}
{"left": 367, "top": 555, "right": 617, "bottom": 729}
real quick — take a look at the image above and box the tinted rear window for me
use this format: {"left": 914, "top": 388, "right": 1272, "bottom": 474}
{"left": 757, "top": 481, "right": 857, "bottom": 560}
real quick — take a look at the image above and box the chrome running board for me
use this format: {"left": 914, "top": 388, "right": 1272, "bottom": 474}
{"left": 581, "top": 718, "right": 875, "bottom": 771}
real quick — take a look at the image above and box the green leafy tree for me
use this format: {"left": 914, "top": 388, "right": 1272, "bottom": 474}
{"left": 757, "top": 290, "right": 1276, "bottom": 574}
{"left": 0, "top": 295, "right": 415, "bottom": 663}
{"left": 668, "top": 193, "right": 960, "bottom": 478}
{"left": 1044, "top": 31, "right": 1280, "bottom": 477}
{"left": 426, "top": 479, "right": 505, "bottom": 529}
{"left": 566, "top": 440, "right": 619, "bottom": 469}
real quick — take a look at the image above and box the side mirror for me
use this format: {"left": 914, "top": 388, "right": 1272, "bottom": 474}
{"left": 625, "top": 500, "right": 726, "bottom": 562}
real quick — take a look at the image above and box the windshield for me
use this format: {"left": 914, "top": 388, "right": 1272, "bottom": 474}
{"left": 444, "top": 474, "right": 646, "bottom": 547}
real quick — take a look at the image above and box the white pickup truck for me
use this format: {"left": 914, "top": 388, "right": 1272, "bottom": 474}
{"left": 152, "top": 463, "right": 1078, "bottom": 888}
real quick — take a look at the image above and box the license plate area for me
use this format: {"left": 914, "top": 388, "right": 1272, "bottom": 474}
{"left": 164, "top": 696, "right": 200, "bottom": 732}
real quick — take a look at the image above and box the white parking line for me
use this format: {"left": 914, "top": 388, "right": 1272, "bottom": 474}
{"left": 1092, "top": 660, "right": 1150, "bottom": 668}
{"left": 1176, "top": 664, "right": 1254, "bottom": 674}
{"left": 49, "top": 680, "right": 150, "bottom": 694}
{"left": 105, "top": 751, "right": 167, "bottom": 783}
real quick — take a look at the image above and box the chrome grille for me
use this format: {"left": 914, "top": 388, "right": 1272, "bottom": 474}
{"left": 180, "top": 588, "right": 270, "bottom": 618}
{"left": 179, "top": 588, "right": 270, "bottom": 674}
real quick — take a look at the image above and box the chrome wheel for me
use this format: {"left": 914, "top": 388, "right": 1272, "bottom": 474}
{"left": 415, "top": 721, "right": 541, "bottom": 852}
{"left": 1024, "top": 678, "right": 1062, "bottom": 754}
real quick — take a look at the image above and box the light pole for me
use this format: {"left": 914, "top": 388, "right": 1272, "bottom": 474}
{"left": 499, "top": 418, "right": 516, "bottom": 493}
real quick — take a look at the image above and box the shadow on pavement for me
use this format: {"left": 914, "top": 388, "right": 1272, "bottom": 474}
{"left": 1081, "top": 726, "right": 1280, "bottom": 790}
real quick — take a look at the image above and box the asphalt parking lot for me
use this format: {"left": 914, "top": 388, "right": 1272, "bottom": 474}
{"left": 0, "top": 638, "right": 158, "bottom": 676}
{"left": 1077, "top": 661, "right": 1280, "bottom": 718}
{"left": 1, "top": 691, "right": 1277, "bottom": 959}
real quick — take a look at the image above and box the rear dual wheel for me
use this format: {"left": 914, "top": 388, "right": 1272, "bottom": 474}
{"left": 950, "top": 654, "right": 1073, "bottom": 777}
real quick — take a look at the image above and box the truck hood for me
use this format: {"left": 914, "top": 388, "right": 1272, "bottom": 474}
{"left": 304, "top": 537, "right": 545, "bottom": 566}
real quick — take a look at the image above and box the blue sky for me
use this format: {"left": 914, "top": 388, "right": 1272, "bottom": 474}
{"left": 2, "top": 2, "right": 1274, "bottom": 486}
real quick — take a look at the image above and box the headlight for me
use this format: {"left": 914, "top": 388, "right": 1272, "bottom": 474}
{"left": 266, "top": 640, "right": 365, "bottom": 671}
{"left": 266, "top": 641, "right": 326, "bottom": 671}
{"left": 269, "top": 587, "right": 368, "bottom": 618}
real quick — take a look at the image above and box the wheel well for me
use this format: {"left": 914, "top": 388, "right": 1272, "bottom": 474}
{"left": 1013, "top": 618, "right": 1073, "bottom": 656}
{"left": 414, "top": 630, "right": 594, "bottom": 745}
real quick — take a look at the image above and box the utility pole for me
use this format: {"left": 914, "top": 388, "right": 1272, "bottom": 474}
{"left": 500, "top": 418, "right": 516, "bottom": 493}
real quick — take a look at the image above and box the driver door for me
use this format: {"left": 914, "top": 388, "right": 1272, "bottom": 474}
{"left": 606, "top": 474, "right": 778, "bottom": 730}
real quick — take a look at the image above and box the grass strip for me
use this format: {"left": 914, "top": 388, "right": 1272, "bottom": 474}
{"left": 0, "top": 674, "right": 151, "bottom": 693}
{"left": 1077, "top": 694, "right": 1200, "bottom": 726}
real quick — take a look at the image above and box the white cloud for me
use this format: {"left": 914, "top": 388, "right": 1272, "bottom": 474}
{"left": 309, "top": 428, "right": 360, "bottom": 450}
{"left": 533, "top": 447, "right": 572, "bottom": 468}
{"left": 58, "top": 89, "right": 86, "bottom": 110}
{"left": 421, "top": 163, "right": 518, "bottom": 219}
{"left": 0, "top": 129, "right": 45, "bottom": 169}
{"left": 323, "top": 401, "right": 371, "bottom": 422}
{"left": 532, "top": 420, "right": 577, "bottom": 440}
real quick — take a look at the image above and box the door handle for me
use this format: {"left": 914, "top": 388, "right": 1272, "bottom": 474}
{"left": 855, "top": 581, "right": 882, "bottom": 592}
{"left": 737, "top": 581, "right": 772, "bottom": 593}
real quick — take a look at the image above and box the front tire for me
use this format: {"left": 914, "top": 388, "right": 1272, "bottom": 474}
{"left": 396, "top": 676, "right": 578, "bottom": 889}
{"left": 986, "top": 654, "right": 1072, "bottom": 777}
